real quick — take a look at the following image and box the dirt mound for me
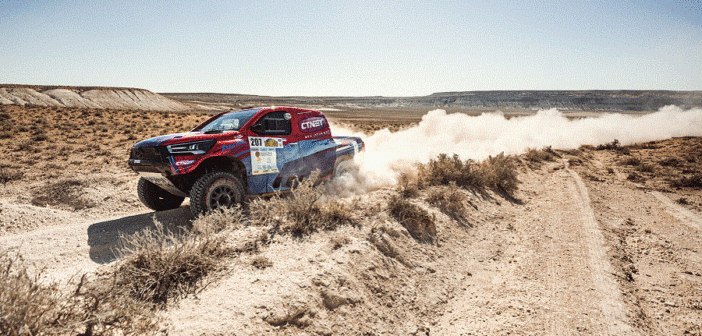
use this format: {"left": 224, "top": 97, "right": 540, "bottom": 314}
{"left": 0, "top": 86, "right": 189, "bottom": 111}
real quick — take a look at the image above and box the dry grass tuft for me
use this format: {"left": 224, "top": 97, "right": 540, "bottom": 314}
{"left": 114, "top": 220, "right": 230, "bottom": 304}
{"left": 30, "top": 179, "right": 96, "bottom": 210}
{"left": 387, "top": 195, "right": 436, "bottom": 243}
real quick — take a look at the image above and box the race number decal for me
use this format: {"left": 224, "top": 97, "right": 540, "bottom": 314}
{"left": 251, "top": 147, "right": 278, "bottom": 175}
{"left": 249, "top": 137, "right": 283, "bottom": 148}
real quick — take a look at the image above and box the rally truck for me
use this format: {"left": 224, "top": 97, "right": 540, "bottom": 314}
{"left": 127, "top": 106, "right": 364, "bottom": 216}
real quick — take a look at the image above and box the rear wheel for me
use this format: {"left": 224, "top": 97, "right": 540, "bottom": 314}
{"left": 137, "top": 178, "right": 185, "bottom": 211}
{"left": 189, "top": 171, "right": 245, "bottom": 217}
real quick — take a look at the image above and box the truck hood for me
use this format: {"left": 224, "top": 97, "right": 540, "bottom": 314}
{"left": 133, "top": 131, "right": 239, "bottom": 148}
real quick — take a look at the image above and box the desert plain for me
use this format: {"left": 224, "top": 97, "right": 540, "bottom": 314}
{"left": 1, "top": 87, "right": 701, "bottom": 335}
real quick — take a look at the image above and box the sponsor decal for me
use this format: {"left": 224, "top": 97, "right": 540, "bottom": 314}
{"left": 251, "top": 147, "right": 278, "bottom": 175}
{"left": 222, "top": 143, "right": 238, "bottom": 151}
{"left": 249, "top": 137, "right": 284, "bottom": 148}
{"left": 175, "top": 160, "right": 195, "bottom": 167}
{"left": 299, "top": 117, "right": 328, "bottom": 133}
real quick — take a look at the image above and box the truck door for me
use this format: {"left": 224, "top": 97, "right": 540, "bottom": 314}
{"left": 248, "top": 110, "right": 300, "bottom": 192}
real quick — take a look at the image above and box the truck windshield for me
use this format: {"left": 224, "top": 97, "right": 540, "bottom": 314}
{"left": 199, "top": 109, "right": 260, "bottom": 133}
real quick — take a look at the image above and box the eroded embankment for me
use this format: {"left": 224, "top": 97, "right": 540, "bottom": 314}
{"left": 0, "top": 85, "right": 189, "bottom": 111}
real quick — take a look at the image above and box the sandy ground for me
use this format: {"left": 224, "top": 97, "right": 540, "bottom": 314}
{"left": 0, "top": 105, "right": 701, "bottom": 335}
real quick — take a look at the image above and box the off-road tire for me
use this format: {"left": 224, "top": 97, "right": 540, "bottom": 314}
{"left": 189, "top": 171, "right": 245, "bottom": 217}
{"left": 137, "top": 178, "right": 185, "bottom": 211}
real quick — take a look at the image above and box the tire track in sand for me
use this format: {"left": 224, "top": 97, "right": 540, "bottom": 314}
{"left": 432, "top": 162, "right": 636, "bottom": 335}
{"left": 564, "top": 160, "right": 634, "bottom": 335}
{"left": 651, "top": 191, "right": 702, "bottom": 231}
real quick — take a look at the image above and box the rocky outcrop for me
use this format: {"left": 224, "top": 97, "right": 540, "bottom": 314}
{"left": 0, "top": 86, "right": 189, "bottom": 111}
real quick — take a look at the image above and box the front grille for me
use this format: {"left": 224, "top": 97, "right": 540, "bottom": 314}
{"left": 130, "top": 146, "right": 167, "bottom": 163}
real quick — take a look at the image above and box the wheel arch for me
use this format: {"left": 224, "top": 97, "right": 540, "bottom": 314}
{"left": 194, "top": 156, "right": 247, "bottom": 182}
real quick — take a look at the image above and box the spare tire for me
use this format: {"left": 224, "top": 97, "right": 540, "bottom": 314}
{"left": 189, "top": 171, "right": 245, "bottom": 217}
{"left": 137, "top": 177, "right": 185, "bottom": 211}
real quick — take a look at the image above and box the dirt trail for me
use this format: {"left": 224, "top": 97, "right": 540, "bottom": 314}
{"left": 433, "top": 161, "right": 636, "bottom": 335}
{"left": 651, "top": 191, "right": 702, "bottom": 230}
{"left": 0, "top": 207, "right": 192, "bottom": 284}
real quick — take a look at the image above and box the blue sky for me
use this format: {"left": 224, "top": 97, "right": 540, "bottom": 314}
{"left": 1, "top": 0, "right": 700, "bottom": 96}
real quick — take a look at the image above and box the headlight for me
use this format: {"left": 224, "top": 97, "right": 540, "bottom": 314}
{"left": 166, "top": 140, "right": 216, "bottom": 155}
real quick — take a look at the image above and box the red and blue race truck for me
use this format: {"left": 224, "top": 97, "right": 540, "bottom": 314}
{"left": 128, "top": 106, "right": 364, "bottom": 216}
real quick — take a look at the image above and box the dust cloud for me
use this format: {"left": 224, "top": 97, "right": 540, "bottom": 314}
{"left": 331, "top": 106, "right": 702, "bottom": 191}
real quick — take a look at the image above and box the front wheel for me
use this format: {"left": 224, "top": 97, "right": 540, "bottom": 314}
{"left": 189, "top": 171, "right": 245, "bottom": 217}
{"left": 137, "top": 178, "right": 185, "bottom": 211}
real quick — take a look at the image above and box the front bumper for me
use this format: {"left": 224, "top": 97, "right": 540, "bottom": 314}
{"left": 128, "top": 146, "right": 171, "bottom": 174}
{"left": 128, "top": 146, "right": 188, "bottom": 197}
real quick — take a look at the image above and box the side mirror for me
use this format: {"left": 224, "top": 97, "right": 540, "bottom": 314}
{"left": 251, "top": 124, "right": 263, "bottom": 134}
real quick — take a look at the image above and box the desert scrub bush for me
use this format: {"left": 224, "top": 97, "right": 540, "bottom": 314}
{"left": 30, "top": 179, "right": 96, "bottom": 210}
{"left": 249, "top": 172, "right": 354, "bottom": 235}
{"left": 597, "top": 139, "right": 631, "bottom": 154}
{"left": 479, "top": 153, "right": 520, "bottom": 195}
{"left": 417, "top": 153, "right": 520, "bottom": 195}
{"left": 621, "top": 156, "right": 642, "bottom": 166}
{"left": 0, "top": 168, "right": 23, "bottom": 184}
{"left": 0, "top": 250, "right": 59, "bottom": 335}
{"left": 192, "top": 206, "right": 246, "bottom": 235}
{"left": 114, "top": 221, "right": 230, "bottom": 304}
{"left": 387, "top": 195, "right": 436, "bottom": 243}
{"left": 426, "top": 184, "right": 467, "bottom": 222}
{"left": 670, "top": 174, "right": 702, "bottom": 189}
{"left": 524, "top": 146, "right": 556, "bottom": 164}
{"left": 251, "top": 256, "right": 273, "bottom": 269}
{"left": 0, "top": 249, "right": 155, "bottom": 335}
{"left": 397, "top": 172, "right": 419, "bottom": 198}
{"left": 417, "top": 153, "right": 482, "bottom": 189}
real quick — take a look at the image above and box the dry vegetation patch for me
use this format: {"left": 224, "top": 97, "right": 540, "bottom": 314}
{"left": 416, "top": 153, "right": 520, "bottom": 195}
{"left": 115, "top": 220, "right": 231, "bottom": 305}
{"left": 30, "top": 179, "right": 96, "bottom": 210}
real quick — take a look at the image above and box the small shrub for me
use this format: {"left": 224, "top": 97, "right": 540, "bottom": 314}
{"left": 417, "top": 153, "right": 481, "bottom": 189}
{"left": 597, "top": 139, "right": 621, "bottom": 150}
{"left": 676, "top": 197, "right": 689, "bottom": 205}
{"left": 0, "top": 250, "right": 59, "bottom": 336}
{"left": 31, "top": 132, "right": 47, "bottom": 142}
{"left": 0, "top": 168, "right": 23, "bottom": 184}
{"left": 192, "top": 206, "right": 245, "bottom": 234}
{"left": 417, "top": 153, "right": 520, "bottom": 195}
{"left": 597, "top": 139, "right": 630, "bottom": 154}
{"left": 659, "top": 157, "right": 682, "bottom": 167}
{"left": 250, "top": 172, "right": 354, "bottom": 236}
{"left": 30, "top": 179, "right": 96, "bottom": 210}
{"left": 621, "top": 157, "right": 641, "bottom": 166}
{"left": 636, "top": 164, "right": 655, "bottom": 173}
{"left": 479, "top": 153, "right": 520, "bottom": 195}
{"left": 397, "top": 172, "right": 418, "bottom": 198}
{"left": 426, "top": 184, "right": 467, "bottom": 221}
{"left": 388, "top": 195, "right": 436, "bottom": 243}
{"left": 670, "top": 174, "right": 702, "bottom": 189}
{"left": 15, "top": 140, "right": 34, "bottom": 152}
{"left": 251, "top": 256, "right": 273, "bottom": 269}
{"left": 524, "top": 147, "right": 554, "bottom": 163}
{"left": 114, "top": 221, "right": 230, "bottom": 304}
